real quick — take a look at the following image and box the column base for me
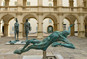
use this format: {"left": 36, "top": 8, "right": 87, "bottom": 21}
{"left": 37, "top": 36, "right": 43, "bottom": 40}
{"left": 37, "top": 31, "right": 43, "bottom": 40}
{"left": 70, "top": 34, "right": 75, "bottom": 36}
{"left": 19, "top": 32, "right": 23, "bottom": 39}
{"left": 78, "top": 31, "right": 85, "bottom": 38}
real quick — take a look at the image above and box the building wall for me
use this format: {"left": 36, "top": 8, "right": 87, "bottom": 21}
{"left": 0, "top": 0, "right": 86, "bottom": 38}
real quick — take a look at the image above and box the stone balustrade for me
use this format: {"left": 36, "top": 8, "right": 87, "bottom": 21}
{"left": 0, "top": 6, "right": 87, "bottom": 13}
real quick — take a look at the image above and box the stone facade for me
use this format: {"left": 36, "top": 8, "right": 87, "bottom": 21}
{"left": 0, "top": 0, "right": 87, "bottom": 39}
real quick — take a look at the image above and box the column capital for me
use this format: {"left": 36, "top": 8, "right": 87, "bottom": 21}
{"left": 37, "top": 31, "right": 43, "bottom": 33}
{"left": 16, "top": 13, "right": 23, "bottom": 16}
{"left": 57, "top": 13, "right": 63, "bottom": 16}
{"left": 4, "top": 22, "right": 9, "bottom": 25}
{"left": 77, "top": 23, "right": 80, "bottom": 24}
{"left": 37, "top": 22, "right": 43, "bottom": 24}
{"left": 37, "top": 13, "right": 43, "bottom": 16}
{"left": 54, "top": 23, "right": 57, "bottom": 25}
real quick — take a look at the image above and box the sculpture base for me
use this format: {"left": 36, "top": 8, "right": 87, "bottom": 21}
{"left": 23, "top": 55, "right": 42, "bottom": 59}
{"left": 23, "top": 54, "right": 63, "bottom": 59}
{"left": 6, "top": 40, "right": 26, "bottom": 45}
{"left": 23, "top": 55, "right": 56, "bottom": 59}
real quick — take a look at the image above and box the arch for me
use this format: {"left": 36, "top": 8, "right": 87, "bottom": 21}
{"left": 1, "top": 14, "right": 15, "bottom": 23}
{"left": 0, "top": 13, "right": 16, "bottom": 37}
{"left": 62, "top": 14, "right": 79, "bottom": 23}
{"left": 63, "top": 14, "right": 79, "bottom": 36}
{"left": 22, "top": 13, "right": 38, "bottom": 23}
{"left": 0, "top": 13, "right": 16, "bottom": 20}
{"left": 43, "top": 13, "right": 58, "bottom": 24}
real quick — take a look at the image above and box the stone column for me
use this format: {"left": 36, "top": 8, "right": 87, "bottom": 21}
{"left": 5, "top": 0, "right": 9, "bottom": 6}
{"left": 38, "top": 0, "right": 43, "bottom": 12}
{"left": 70, "top": 23, "right": 75, "bottom": 36}
{"left": 57, "top": 0, "right": 62, "bottom": 12}
{"left": 16, "top": 14, "right": 23, "bottom": 38}
{"left": 77, "top": 0, "right": 83, "bottom": 11}
{"left": 78, "top": 15, "right": 85, "bottom": 37}
{"left": 53, "top": 0, "right": 57, "bottom": 6}
{"left": 23, "top": 0, "right": 27, "bottom": 10}
{"left": 23, "top": 23, "right": 26, "bottom": 37}
{"left": 83, "top": 0, "right": 87, "bottom": 7}
{"left": 57, "top": 0, "right": 62, "bottom": 6}
{"left": 17, "top": 0, "right": 23, "bottom": 11}
{"left": 69, "top": 0, "right": 74, "bottom": 7}
{"left": 83, "top": 0, "right": 86, "bottom": 7}
{"left": 5, "top": 0, "right": 9, "bottom": 10}
{"left": 37, "top": 14, "right": 43, "bottom": 40}
{"left": 0, "top": 22, "right": 1, "bottom": 38}
{"left": 54, "top": 23, "right": 57, "bottom": 31}
{"left": 23, "top": 0, "right": 27, "bottom": 6}
{"left": 4, "top": 23, "right": 9, "bottom": 36}
{"left": 38, "top": 0, "right": 43, "bottom": 6}
{"left": 86, "top": 1, "right": 87, "bottom": 7}
{"left": 57, "top": 14, "right": 63, "bottom": 31}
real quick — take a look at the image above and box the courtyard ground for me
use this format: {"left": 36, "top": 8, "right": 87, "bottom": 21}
{"left": 0, "top": 36, "right": 87, "bottom": 59}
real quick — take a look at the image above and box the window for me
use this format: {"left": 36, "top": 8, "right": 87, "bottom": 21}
{"left": 15, "top": 1, "right": 17, "bottom": 6}
{"left": 49, "top": 3, "right": 52, "bottom": 6}
{"left": 49, "top": 0, "right": 53, "bottom": 2}
{"left": 49, "top": 19, "right": 52, "bottom": 23}
{"left": 3, "top": 1, "right": 5, "bottom": 6}
{"left": 27, "top": 2, "right": 30, "bottom": 6}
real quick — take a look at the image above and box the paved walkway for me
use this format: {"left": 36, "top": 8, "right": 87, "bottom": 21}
{"left": 0, "top": 36, "right": 87, "bottom": 59}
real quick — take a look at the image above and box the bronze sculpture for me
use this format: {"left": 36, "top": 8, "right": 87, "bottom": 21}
{"left": 14, "top": 18, "right": 19, "bottom": 41}
{"left": 14, "top": 24, "right": 75, "bottom": 54}
{"left": 24, "top": 19, "right": 31, "bottom": 40}
{"left": 8, "top": 18, "right": 19, "bottom": 44}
